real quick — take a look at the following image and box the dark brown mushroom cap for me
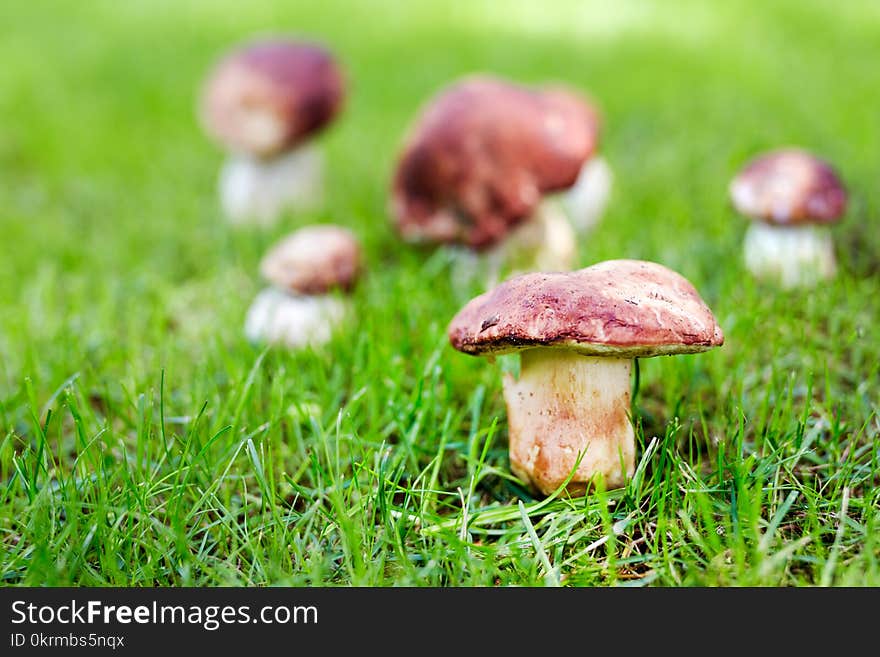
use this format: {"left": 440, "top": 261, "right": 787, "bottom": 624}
{"left": 260, "top": 225, "right": 361, "bottom": 295}
{"left": 391, "top": 75, "right": 600, "bottom": 250}
{"left": 729, "top": 149, "right": 847, "bottom": 225}
{"left": 448, "top": 259, "right": 724, "bottom": 357}
{"left": 200, "top": 39, "right": 345, "bottom": 158}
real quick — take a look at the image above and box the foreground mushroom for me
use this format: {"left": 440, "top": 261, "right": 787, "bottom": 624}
{"left": 391, "top": 75, "right": 601, "bottom": 279}
{"left": 200, "top": 38, "right": 345, "bottom": 225}
{"left": 245, "top": 225, "right": 361, "bottom": 348}
{"left": 729, "top": 148, "right": 847, "bottom": 288}
{"left": 448, "top": 259, "right": 724, "bottom": 495}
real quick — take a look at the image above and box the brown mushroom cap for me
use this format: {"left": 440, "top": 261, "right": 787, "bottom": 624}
{"left": 729, "top": 149, "right": 847, "bottom": 225}
{"left": 391, "top": 75, "right": 600, "bottom": 250}
{"left": 260, "top": 225, "right": 361, "bottom": 295}
{"left": 200, "top": 39, "right": 345, "bottom": 158}
{"left": 448, "top": 259, "right": 724, "bottom": 357}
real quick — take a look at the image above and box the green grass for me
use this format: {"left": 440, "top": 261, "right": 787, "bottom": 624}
{"left": 1, "top": 0, "right": 878, "bottom": 586}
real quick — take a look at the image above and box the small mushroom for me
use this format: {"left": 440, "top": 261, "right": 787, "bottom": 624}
{"left": 200, "top": 38, "right": 345, "bottom": 225}
{"left": 729, "top": 148, "right": 847, "bottom": 288}
{"left": 391, "top": 75, "right": 600, "bottom": 279}
{"left": 448, "top": 259, "right": 724, "bottom": 496}
{"left": 244, "top": 225, "right": 361, "bottom": 348}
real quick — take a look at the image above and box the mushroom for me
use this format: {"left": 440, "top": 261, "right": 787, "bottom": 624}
{"left": 448, "top": 259, "right": 724, "bottom": 496}
{"left": 244, "top": 225, "right": 361, "bottom": 348}
{"left": 390, "top": 75, "right": 600, "bottom": 280}
{"left": 561, "top": 153, "right": 614, "bottom": 235}
{"left": 200, "top": 38, "right": 345, "bottom": 225}
{"left": 729, "top": 148, "right": 847, "bottom": 288}
{"left": 557, "top": 90, "right": 613, "bottom": 234}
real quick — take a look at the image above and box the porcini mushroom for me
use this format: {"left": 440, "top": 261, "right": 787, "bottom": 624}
{"left": 391, "top": 75, "right": 601, "bottom": 279}
{"left": 561, "top": 152, "right": 614, "bottom": 235}
{"left": 556, "top": 90, "right": 613, "bottom": 234}
{"left": 729, "top": 148, "right": 847, "bottom": 288}
{"left": 448, "top": 259, "right": 724, "bottom": 496}
{"left": 244, "top": 225, "right": 361, "bottom": 348}
{"left": 200, "top": 38, "right": 345, "bottom": 225}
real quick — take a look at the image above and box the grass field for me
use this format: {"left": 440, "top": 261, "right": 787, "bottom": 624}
{"left": 1, "top": 0, "right": 878, "bottom": 587}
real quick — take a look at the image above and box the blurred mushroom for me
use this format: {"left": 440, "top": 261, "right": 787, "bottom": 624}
{"left": 245, "top": 225, "right": 361, "bottom": 348}
{"left": 448, "top": 259, "right": 724, "bottom": 496}
{"left": 561, "top": 151, "right": 614, "bottom": 235}
{"left": 555, "top": 88, "right": 612, "bottom": 234}
{"left": 391, "top": 75, "right": 601, "bottom": 280}
{"left": 730, "top": 148, "right": 847, "bottom": 288}
{"left": 200, "top": 38, "right": 345, "bottom": 225}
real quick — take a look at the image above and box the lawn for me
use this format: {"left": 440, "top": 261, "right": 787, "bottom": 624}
{"left": 1, "top": 0, "right": 878, "bottom": 586}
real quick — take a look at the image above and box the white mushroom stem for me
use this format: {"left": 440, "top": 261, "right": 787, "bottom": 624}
{"left": 561, "top": 155, "right": 613, "bottom": 234}
{"left": 486, "top": 198, "right": 576, "bottom": 284}
{"left": 743, "top": 222, "right": 837, "bottom": 288}
{"left": 220, "top": 143, "right": 324, "bottom": 226}
{"left": 447, "top": 199, "right": 577, "bottom": 292}
{"left": 502, "top": 348, "right": 635, "bottom": 495}
{"left": 244, "top": 287, "right": 346, "bottom": 349}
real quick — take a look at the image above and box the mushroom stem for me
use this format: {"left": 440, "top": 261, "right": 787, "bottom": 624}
{"left": 220, "top": 143, "right": 324, "bottom": 226}
{"left": 502, "top": 348, "right": 635, "bottom": 495}
{"left": 561, "top": 155, "right": 613, "bottom": 234}
{"left": 244, "top": 287, "right": 347, "bottom": 348}
{"left": 486, "top": 198, "right": 576, "bottom": 285}
{"left": 743, "top": 222, "right": 836, "bottom": 288}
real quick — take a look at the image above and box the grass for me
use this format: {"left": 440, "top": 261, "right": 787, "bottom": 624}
{"left": 1, "top": 0, "right": 878, "bottom": 586}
